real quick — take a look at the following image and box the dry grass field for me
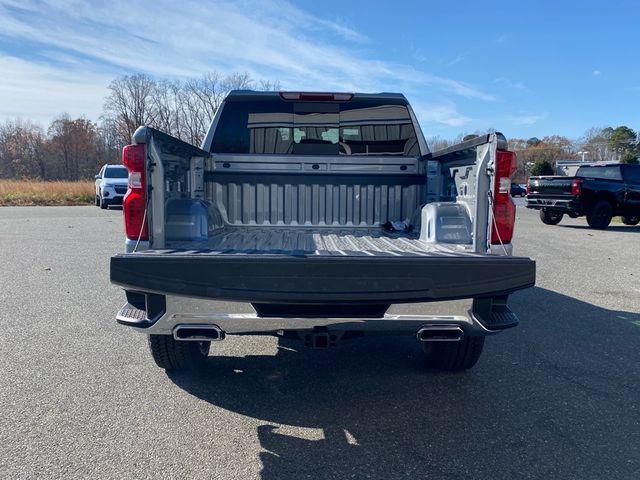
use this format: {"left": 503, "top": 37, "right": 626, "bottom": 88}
{"left": 0, "top": 180, "right": 95, "bottom": 206}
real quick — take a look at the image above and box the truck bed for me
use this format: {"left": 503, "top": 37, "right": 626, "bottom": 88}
{"left": 161, "top": 226, "right": 471, "bottom": 257}
{"left": 112, "top": 126, "right": 535, "bottom": 307}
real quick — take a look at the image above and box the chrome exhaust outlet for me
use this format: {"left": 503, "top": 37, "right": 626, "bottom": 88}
{"left": 173, "top": 324, "right": 225, "bottom": 342}
{"left": 416, "top": 325, "right": 464, "bottom": 342}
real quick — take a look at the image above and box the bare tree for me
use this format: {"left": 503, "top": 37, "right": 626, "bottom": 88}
{"left": 578, "top": 127, "right": 614, "bottom": 162}
{"left": 0, "top": 71, "right": 282, "bottom": 180}
{"left": 426, "top": 136, "right": 452, "bottom": 152}
{"left": 0, "top": 120, "right": 46, "bottom": 179}
{"left": 47, "top": 115, "right": 103, "bottom": 180}
{"left": 152, "top": 79, "right": 186, "bottom": 139}
{"left": 177, "top": 71, "right": 279, "bottom": 145}
{"left": 102, "top": 71, "right": 280, "bottom": 147}
{"left": 257, "top": 79, "right": 282, "bottom": 91}
{"left": 103, "top": 74, "right": 158, "bottom": 145}
{"left": 97, "top": 116, "right": 124, "bottom": 164}
{"left": 220, "top": 72, "right": 253, "bottom": 92}
{"left": 182, "top": 73, "right": 224, "bottom": 145}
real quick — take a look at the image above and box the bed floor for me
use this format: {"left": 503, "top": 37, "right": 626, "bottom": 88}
{"left": 163, "top": 226, "right": 474, "bottom": 257}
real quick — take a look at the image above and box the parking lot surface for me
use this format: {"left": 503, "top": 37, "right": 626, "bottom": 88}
{"left": 1, "top": 205, "right": 639, "bottom": 479}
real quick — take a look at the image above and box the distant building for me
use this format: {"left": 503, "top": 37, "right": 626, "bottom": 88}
{"left": 555, "top": 160, "right": 588, "bottom": 176}
{"left": 555, "top": 159, "right": 619, "bottom": 176}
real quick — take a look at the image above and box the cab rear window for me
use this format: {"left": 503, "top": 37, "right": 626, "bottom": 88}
{"left": 211, "top": 97, "right": 419, "bottom": 156}
{"left": 576, "top": 166, "right": 622, "bottom": 180}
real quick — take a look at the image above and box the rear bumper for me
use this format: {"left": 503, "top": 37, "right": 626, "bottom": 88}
{"left": 110, "top": 253, "right": 536, "bottom": 304}
{"left": 526, "top": 197, "right": 580, "bottom": 213}
{"left": 115, "top": 295, "right": 520, "bottom": 336}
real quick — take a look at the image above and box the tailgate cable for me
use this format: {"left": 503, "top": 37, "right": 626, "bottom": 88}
{"left": 132, "top": 152, "right": 153, "bottom": 253}
{"left": 487, "top": 191, "right": 509, "bottom": 256}
{"left": 133, "top": 197, "right": 149, "bottom": 253}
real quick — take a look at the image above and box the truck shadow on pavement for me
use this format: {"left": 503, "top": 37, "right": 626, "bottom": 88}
{"left": 168, "top": 287, "right": 640, "bottom": 480}
{"left": 559, "top": 224, "right": 640, "bottom": 233}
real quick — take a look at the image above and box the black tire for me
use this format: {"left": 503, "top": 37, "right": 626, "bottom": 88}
{"left": 586, "top": 200, "right": 613, "bottom": 229}
{"left": 95, "top": 195, "right": 100, "bottom": 207}
{"left": 148, "top": 335, "right": 210, "bottom": 371}
{"left": 621, "top": 215, "right": 640, "bottom": 226}
{"left": 421, "top": 336, "right": 485, "bottom": 372}
{"left": 539, "top": 209, "right": 563, "bottom": 225}
{"left": 99, "top": 198, "right": 108, "bottom": 209}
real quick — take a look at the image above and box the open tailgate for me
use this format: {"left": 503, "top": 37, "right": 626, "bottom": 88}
{"left": 111, "top": 251, "right": 535, "bottom": 304}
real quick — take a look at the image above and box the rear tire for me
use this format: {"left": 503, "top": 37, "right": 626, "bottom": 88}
{"left": 539, "top": 209, "right": 563, "bottom": 225}
{"left": 622, "top": 215, "right": 640, "bottom": 226}
{"left": 586, "top": 200, "right": 613, "bottom": 229}
{"left": 148, "top": 335, "right": 210, "bottom": 371}
{"left": 421, "top": 336, "right": 485, "bottom": 372}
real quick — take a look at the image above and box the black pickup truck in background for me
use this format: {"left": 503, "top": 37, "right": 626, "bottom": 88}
{"left": 526, "top": 164, "right": 640, "bottom": 229}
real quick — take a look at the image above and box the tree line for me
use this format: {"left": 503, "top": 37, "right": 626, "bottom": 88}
{"left": 0, "top": 72, "right": 637, "bottom": 181}
{"left": 0, "top": 72, "right": 280, "bottom": 181}
{"left": 429, "top": 125, "right": 639, "bottom": 181}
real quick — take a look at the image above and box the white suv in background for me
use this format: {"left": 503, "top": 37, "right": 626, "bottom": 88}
{"left": 95, "top": 164, "right": 128, "bottom": 209}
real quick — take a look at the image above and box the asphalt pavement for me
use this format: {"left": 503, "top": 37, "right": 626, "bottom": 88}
{"left": 0, "top": 203, "right": 639, "bottom": 479}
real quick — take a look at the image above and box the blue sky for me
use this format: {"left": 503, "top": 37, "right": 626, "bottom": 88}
{"left": 0, "top": 0, "right": 638, "bottom": 140}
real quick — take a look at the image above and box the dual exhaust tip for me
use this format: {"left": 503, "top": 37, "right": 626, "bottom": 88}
{"left": 173, "top": 324, "right": 464, "bottom": 343}
{"left": 173, "top": 324, "right": 225, "bottom": 342}
{"left": 416, "top": 325, "right": 464, "bottom": 342}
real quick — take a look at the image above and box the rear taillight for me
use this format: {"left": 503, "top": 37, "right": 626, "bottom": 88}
{"left": 571, "top": 178, "right": 582, "bottom": 196}
{"left": 491, "top": 150, "right": 517, "bottom": 245}
{"left": 525, "top": 181, "right": 531, "bottom": 195}
{"left": 122, "top": 144, "right": 148, "bottom": 241}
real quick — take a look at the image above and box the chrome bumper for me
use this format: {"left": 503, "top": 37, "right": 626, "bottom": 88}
{"left": 526, "top": 198, "right": 578, "bottom": 211}
{"left": 116, "top": 295, "right": 514, "bottom": 337}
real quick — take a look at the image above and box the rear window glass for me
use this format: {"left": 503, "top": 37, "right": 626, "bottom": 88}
{"left": 211, "top": 96, "right": 419, "bottom": 156}
{"left": 576, "top": 166, "right": 622, "bottom": 180}
{"left": 104, "top": 166, "right": 128, "bottom": 178}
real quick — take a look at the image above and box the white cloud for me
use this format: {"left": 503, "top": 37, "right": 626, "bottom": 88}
{"left": 592, "top": 69, "right": 601, "bottom": 76}
{"left": 0, "top": 0, "right": 495, "bottom": 125}
{"left": 412, "top": 102, "right": 471, "bottom": 127}
{"left": 507, "top": 111, "right": 546, "bottom": 126}
{"left": 444, "top": 54, "right": 465, "bottom": 67}
{"left": 0, "top": 55, "right": 110, "bottom": 124}
{"left": 261, "top": 0, "right": 370, "bottom": 44}
{"left": 493, "top": 77, "right": 528, "bottom": 91}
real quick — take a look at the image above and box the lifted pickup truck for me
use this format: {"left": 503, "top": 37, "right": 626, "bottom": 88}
{"left": 527, "top": 163, "right": 640, "bottom": 229}
{"left": 110, "top": 91, "right": 535, "bottom": 372}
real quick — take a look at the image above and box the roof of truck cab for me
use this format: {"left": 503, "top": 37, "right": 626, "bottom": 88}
{"left": 576, "top": 163, "right": 623, "bottom": 167}
{"left": 225, "top": 90, "right": 408, "bottom": 102}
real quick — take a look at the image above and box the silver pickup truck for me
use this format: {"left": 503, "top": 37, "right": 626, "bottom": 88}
{"left": 110, "top": 91, "right": 535, "bottom": 372}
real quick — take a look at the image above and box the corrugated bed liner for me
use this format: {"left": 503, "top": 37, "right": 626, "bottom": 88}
{"left": 158, "top": 226, "right": 477, "bottom": 257}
